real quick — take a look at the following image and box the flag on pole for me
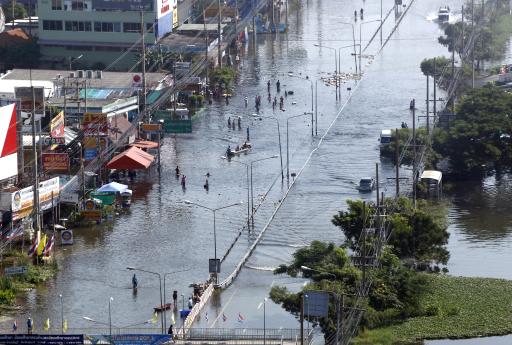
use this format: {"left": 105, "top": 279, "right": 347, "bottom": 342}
{"left": 151, "top": 311, "right": 158, "bottom": 324}
{"left": 44, "top": 318, "right": 50, "bottom": 331}
{"left": 37, "top": 234, "right": 47, "bottom": 256}
{"left": 222, "top": 313, "right": 227, "bottom": 322}
{"left": 63, "top": 320, "right": 68, "bottom": 333}
{"left": 43, "top": 233, "right": 55, "bottom": 256}
{"left": 12, "top": 320, "right": 17, "bottom": 331}
{"left": 27, "top": 237, "right": 39, "bottom": 257}
{"left": 238, "top": 313, "right": 245, "bottom": 323}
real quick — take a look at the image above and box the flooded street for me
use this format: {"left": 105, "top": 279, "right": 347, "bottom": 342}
{"left": 12, "top": 0, "right": 512, "bottom": 343}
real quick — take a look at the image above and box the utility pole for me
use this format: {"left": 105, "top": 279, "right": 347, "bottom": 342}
{"left": 30, "top": 80, "right": 40, "bottom": 244}
{"left": 375, "top": 163, "right": 379, "bottom": 207}
{"left": 471, "top": 0, "right": 475, "bottom": 88}
{"left": 361, "top": 201, "right": 366, "bottom": 288}
{"left": 412, "top": 99, "right": 417, "bottom": 209}
{"left": 140, "top": 10, "right": 147, "bottom": 121}
{"left": 300, "top": 293, "right": 304, "bottom": 345}
{"left": 433, "top": 58, "right": 437, "bottom": 122}
{"left": 217, "top": 0, "right": 222, "bottom": 68}
{"left": 426, "top": 75, "right": 429, "bottom": 136}
{"left": 203, "top": 10, "right": 209, "bottom": 87}
{"left": 395, "top": 128, "right": 399, "bottom": 198}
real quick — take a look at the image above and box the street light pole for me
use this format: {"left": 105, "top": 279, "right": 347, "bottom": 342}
{"left": 248, "top": 156, "right": 279, "bottom": 225}
{"left": 59, "top": 294, "right": 63, "bottom": 334}
{"left": 339, "top": 22, "right": 357, "bottom": 74}
{"left": 163, "top": 269, "right": 190, "bottom": 331}
{"left": 313, "top": 44, "right": 337, "bottom": 95}
{"left": 359, "top": 20, "right": 381, "bottom": 75}
{"left": 286, "top": 73, "right": 314, "bottom": 136}
{"left": 286, "top": 114, "right": 312, "bottom": 180}
{"left": 126, "top": 267, "right": 164, "bottom": 333}
{"left": 257, "top": 298, "right": 268, "bottom": 345}
{"left": 108, "top": 297, "right": 113, "bottom": 339}
{"left": 227, "top": 160, "right": 251, "bottom": 229}
{"left": 184, "top": 201, "right": 243, "bottom": 282}
{"left": 249, "top": 114, "right": 284, "bottom": 180}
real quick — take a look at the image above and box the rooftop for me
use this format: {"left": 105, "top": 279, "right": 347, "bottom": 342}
{"left": 1, "top": 69, "right": 171, "bottom": 90}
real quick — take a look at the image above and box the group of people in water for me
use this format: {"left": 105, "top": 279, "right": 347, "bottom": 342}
{"left": 175, "top": 165, "right": 211, "bottom": 191}
{"left": 227, "top": 116, "right": 242, "bottom": 129}
{"left": 226, "top": 141, "right": 250, "bottom": 157}
{"left": 355, "top": 8, "right": 364, "bottom": 20}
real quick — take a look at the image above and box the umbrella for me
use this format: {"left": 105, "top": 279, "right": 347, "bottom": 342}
{"left": 97, "top": 182, "right": 128, "bottom": 193}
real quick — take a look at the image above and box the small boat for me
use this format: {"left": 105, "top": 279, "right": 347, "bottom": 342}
{"left": 154, "top": 303, "right": 173, "bottom": 312}
{"left": 438, "top": 6, "right": 450, "bottom": 22}
{"left": 357, "top": 177, "right": 375, "bottom": 192}
{"left": 224, "top": 143, "right": 252, "bottom": 158}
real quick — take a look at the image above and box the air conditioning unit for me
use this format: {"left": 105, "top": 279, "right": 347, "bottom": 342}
{"left": 86, "top": 70, "right": 93, "bottom": 79}
{"left": 95, "top": 70, "right": 103, "bottom": 79}
{"left": 69, "top": 71, "right": 76, "bottom": 78}
{"left": 77, "top": 70, "right": 84, "bottom": 78}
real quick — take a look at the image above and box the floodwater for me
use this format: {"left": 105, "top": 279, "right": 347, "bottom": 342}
{"left": 9, "top": 0, "right": 512, "bottom": 344}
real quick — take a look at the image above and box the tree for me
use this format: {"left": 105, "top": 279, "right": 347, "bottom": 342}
{"left": 2, "top": 0, "right": 27, "bottom": 23}
{"left": 433, "top": 85, "right": 512, "bottom": 177}
{"left": 332, "top": 198, "right": 449, "bottom": 265}
{"left": 0, "top": 39, "right": 40, "bottom": 69}
{"left": 420, "top": 56, "right": 451, "bottom": 78}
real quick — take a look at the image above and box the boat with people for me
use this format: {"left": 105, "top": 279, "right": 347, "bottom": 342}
{"left": 224, "top": 142, "right": 252, "bottom": 158}
{"left": 438, "top": 6, "right": 450, "bottom": 22}
{"left": 154, "top": 303, "right": 173, "bottom": 312}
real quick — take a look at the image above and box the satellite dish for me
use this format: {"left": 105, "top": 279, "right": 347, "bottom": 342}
{"left": 0, "top": 7, "right": 5, "bottom": 33}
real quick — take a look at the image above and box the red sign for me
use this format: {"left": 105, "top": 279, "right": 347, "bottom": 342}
{"left": 42, "top": 153, "right": 70, "bottom": 172}
{"left": 82, "top": 113, "right": 108, "bottom": 136}
{"left": 50, "top": 111, "right": 65, "bottom": 143}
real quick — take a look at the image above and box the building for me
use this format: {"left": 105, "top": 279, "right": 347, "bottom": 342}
{"left": 36, "top": 0, "right": 178, "bottom": 70}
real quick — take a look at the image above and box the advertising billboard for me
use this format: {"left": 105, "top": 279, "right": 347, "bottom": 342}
{"left": 92, "top": 0, "right": 153, "bottom": 11}
{"left": 0, "top": 104, "right": 18, "bottom": 181}
{"left": 11, "top": 177, "right": 60, "bottom": 216}
{"left": 14, "top": 86, "right": 45, "bottom": 117}
{"left": 50, "top": 111, "right": 65, "bottom": 145}
{"left": 82, "top": 112, "right": 108, "bottom": 136}
{"left": 42, "top": 153, "right": 70, "bottom": 173}
{"left": 156, "top": 0, "right": 174, "bottom": 38}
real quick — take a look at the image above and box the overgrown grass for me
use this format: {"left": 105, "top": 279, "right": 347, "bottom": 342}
{"left": 355, "top": 275, "right": 512, "bottom": 344}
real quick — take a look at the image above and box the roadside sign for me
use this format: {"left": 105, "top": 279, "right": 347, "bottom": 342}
{"left": 141, "top": 123, "right": 162, "bottom": 133}
{"left": 209, "top": 258, "right": 220, "bottom": 273}
{"left": 4, "top": 266, "right": 28, "bottom": 276}
{"left": 0, "top": 334, "right": 83, "bottom": 344}
{"left": 304, "top": 291, "right": 329, "bottom": 317}
{"left": 61, "top": 229, "right": 74, "bottom": 245}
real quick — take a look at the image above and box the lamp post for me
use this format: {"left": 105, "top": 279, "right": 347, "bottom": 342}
{"left": 336, "top": 44, "right": 361, "bottom": 79}
{"left": 228, "top": 160, "right": 251, "bottom": 230}
{"left": 108, "top": 297, "right": 114, "bottom": 339}
{"left": 286, "top": 114, "right": 312, "bottom": 180}
{"left": 77, "top": 142, "right": 85, "bottom": 209}
{"left": 339, "top": 22, "right": 358, "bottom": 74}
{"left": 313, "top": 44, "right": 337, "bottom": 93}
{"left": 163, "top": 269, "right": 190, "bottom": 332}
{"left": 69, "top": 54, "right": 83, "bottom": 71}
{"left": 257, "top": 297, "right": 268, "bottom": 345}
{"left": 126, "top": 267, "right": 164, "bottom": 333}
{"left": 59, "top": 294, "right": 64, "bottom": 334}
{"left": 286, "top": 73, "right": 314, "bottom": 136}
{"left": 249, "top": 155, "right": 279, "bottom": 225}
{"left": 359, "top": 20, "right": 381, "bottom": 75}
{"left": 249, "top": 114, "right": 284, "bottom": 180}
{"left": 184, "top": 201, "right": 243, "bottom": 283}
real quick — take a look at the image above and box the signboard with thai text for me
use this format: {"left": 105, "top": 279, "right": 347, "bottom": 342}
{"left": 5, "top": 266, "right": 28, "bottom": 276}
{"left": 0, "top": 334, "right": 84, "bottom": 345}
{"left": 42, "top": 153, "right": 70, "bottom": 173}
{"left": 82, "top": 113, "right": 108, "bottom": 136}
{"left": 50, "top": 111, "right": 65, "bottom": 145}
{"left": 92, "top": 0, "right": 153, "bottom": 11}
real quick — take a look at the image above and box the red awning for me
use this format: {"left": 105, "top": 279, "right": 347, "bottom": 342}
{"left": 106, "top": 146, "right": 154, "bottom": 170}
{"left": 130, "top": 140, "right": 159, "bottom": 149}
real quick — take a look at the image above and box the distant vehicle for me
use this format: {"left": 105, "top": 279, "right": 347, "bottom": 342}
{"left": 498, "top": 64, "right": 512, "bottom": 83}
{"left": 358, "top": 177, "right": 375, "bottom": 192}
{"left": 438, "top": 6, "right": 450, "bottom": 22}
{"left": 380, "top": 129, "right": 393, "bottom": 144}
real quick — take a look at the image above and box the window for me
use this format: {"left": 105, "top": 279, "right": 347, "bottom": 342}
{"left": 146, "top": 23, "right": 154, "bottom": 33}
{"left": 51, "top": 0, "right": 63, "bottom": 10}
{"left": 94, "top": 21, "right": 121, "bottom": 32}
{"left": 65, "top": 21, "right": 92, "bottom": 31}
{"left": 123, "top": 22, "right": 140, "bottom": 33}
{"left": 71, "top": 0, "right": 87, "bottom": 10}
{"left": 43, "top": 20, "right": 63, "bottom": 31}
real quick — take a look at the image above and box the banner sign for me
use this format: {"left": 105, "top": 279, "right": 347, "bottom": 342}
{"left": 84, "top": 148, "right": 98, "bottom": 161}
{"left": 42, "top": 153, "right": 70, "bottom": 172}
{"left": 11, "top": 177, "right": 60, "bottom": 215}
{"left": 4, "top": 266, "right": 28, "bottom": 276}
{"left": 50, "top": 111, "right": 65, "bottom": 145}
{"left": 0, "top": 334, "right": 84, "bottom": 345}
{"left": 14, "top": 87, "right": 45, "bottom": 116}
{"left": 88, "top": 334, "right": 170, "bottom": 345}
{"left": 141, "top": 123, "right": 162, "bottom": 133}
{"left": 304, "top": 291, "right": 329, "bottom": 317}
{"left": 91, "top": 0, "right": 153, "bottom": 11}
{"left": 82, "top": 113, "right": 108, "bottom": 136}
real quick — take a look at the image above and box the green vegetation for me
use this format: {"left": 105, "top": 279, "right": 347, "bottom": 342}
{"left": 356, "top": 275, "right": 512, "bottom": 344}
{"left": 210, "top": 66, "right": 237, "bottom": 91}
{"left": 420, "top": 56, "right": 451, "bottom": 78}
{"left": 432, "top": 85, "right": 512, "bottom": 178}
{"left": 0, "top": 250, "right": 58, "bottom": 306}
{"left": 332, "top": 198, "right": 449, "bottom": 266}
{"left": 1, "top": 0, "right": 28, "bottom": 23}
